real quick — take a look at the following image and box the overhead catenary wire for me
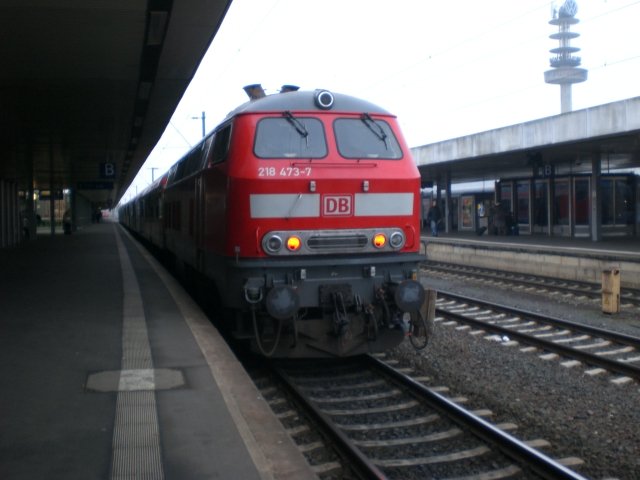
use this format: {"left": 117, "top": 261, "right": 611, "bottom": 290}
{"left": 123, "top": 0, "right": 640, "bottom": 199}
{"left": 363, "top": 0, "right": 640, "bottom": 109}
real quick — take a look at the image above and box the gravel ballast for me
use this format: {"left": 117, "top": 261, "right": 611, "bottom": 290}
{"left": 390, "top": 273, "right": 640, "bottom": 480}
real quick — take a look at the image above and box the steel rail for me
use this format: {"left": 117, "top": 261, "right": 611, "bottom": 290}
{"left": 426, "top": 262, "right": 599, "bottom": 296}
{"left": 440, "top": 291, "right": 640, "bottom": 346}
{"left": 424, "top": 261, "right": 640, "bottom": 306}
{"left": 437, "top": 291, "right": 640, "bottom": 380}
{"left": 367, "top": 355, "right": 589, "bottom": 480}
{"left": 270, "top": 363, "right": 387, "bottom": 480}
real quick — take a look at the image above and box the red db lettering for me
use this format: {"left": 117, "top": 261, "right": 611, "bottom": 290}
{"left": 323, "top": 195, "right": 352, "bottom": 216}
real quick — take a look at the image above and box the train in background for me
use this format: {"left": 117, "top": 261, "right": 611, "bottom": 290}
{"left": 119, "top": 85, "right": 433, "bottom": 357}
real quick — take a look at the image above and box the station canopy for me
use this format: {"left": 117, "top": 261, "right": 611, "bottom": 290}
{"left": 0, "top": 0, "right": 232, "bottom": 208}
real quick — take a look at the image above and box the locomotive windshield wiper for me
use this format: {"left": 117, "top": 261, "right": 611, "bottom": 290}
{"left": 283, "top": 111, "right": 309, "bottom": 144}
{"left": 361, "top": 113, "right": 389, "bottom": 150}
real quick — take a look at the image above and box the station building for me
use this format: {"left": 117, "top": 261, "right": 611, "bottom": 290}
{"left": 413, "top": 96, "right": 640, "bottom": 241}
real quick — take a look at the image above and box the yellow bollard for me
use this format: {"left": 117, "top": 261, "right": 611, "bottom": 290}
{"left": 601, "top": 268, "right": 621, "bottom": 314}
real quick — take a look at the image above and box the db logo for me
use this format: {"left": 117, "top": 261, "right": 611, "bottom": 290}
{"left": 323, "top": 195, "right": 353, "bottom": 216}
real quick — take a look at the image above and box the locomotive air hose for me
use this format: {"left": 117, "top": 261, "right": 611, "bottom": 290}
{"left": 252, "top": 309, "right": 283, "bottom": 357}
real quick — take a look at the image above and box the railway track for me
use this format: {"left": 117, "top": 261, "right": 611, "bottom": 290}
{"left": 422, "top": 261, "right": 640, "bottom": 310}
{"left": 254, "top": 356, "right": 588, "bottom": 480}
{"left": 436, "top": 292, "right": 640, "bottom": 385}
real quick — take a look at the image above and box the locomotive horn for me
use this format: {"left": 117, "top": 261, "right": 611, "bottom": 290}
{"left": 266, "top": 285, "right": 300, "bottom": 320}
{"left": 280, "top": 85, "right": 300, "bottom": 93}
{"left": 243, "top": 84, "right": 266, "bottom": 100}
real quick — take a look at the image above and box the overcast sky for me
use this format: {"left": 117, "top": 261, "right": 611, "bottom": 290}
{"left": 123, "top": 0, "right": 640, "bottom": 201}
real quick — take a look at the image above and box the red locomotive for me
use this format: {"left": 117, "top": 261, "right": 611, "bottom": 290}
{"left": 120, "top": 85, "right": 431, "bottom": 357}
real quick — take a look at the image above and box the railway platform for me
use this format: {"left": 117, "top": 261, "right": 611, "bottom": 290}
{"left": 421, "top": 231, "right": 640, "bottom": 289}
{"left": 0, "top": 222, "right": 315, "bottom": 480}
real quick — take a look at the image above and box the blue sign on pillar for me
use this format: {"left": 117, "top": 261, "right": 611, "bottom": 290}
{"left": 100, "top": 163, "right": 116, "bottom": 179}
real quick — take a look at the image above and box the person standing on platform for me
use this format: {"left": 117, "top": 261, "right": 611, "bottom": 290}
{"left": 427, "top": 201, "right": 442, "bottom": 237}
{"left": 21, "top": 212, "right": 30, "bottom": 240}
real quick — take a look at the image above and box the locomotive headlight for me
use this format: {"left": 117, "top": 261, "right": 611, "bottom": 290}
{"left": 314, "top": 89, "right": 334, "bottom": 110}
{"left": 286, "top": 235, "right": 302, "bottom": 251}
{"left": 373, "top": 233, "right": 387, "bottom": 248}
{"left": 265, "top": 234, "right": 283, "bottom": 253}
{"left": 389, "top": 231, "right": 405, "bottom": 249}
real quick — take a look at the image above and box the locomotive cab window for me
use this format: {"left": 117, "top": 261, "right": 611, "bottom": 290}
{"left": 254, "top": 116, "right": 327, "bottom": 159}
{"left": 334, "top": 116, "right": 402, "bottom": 159}
{"left": 209, "top": 124, "right": 232, "bottom": 165}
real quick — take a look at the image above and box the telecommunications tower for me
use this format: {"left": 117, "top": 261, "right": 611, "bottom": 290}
{"left": 544, "top": 0, "right": 588, "bottom": 113}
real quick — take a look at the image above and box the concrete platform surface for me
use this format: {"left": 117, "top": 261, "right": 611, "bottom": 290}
{"left": 0, "top": 222, "right": 315, "bottom": 480}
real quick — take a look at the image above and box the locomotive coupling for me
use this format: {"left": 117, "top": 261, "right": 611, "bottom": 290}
{"left": 392, "top": 279, "right": 426, "bottom": 313}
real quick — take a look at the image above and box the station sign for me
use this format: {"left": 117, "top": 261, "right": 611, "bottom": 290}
{"left": 535, "top": 163, "right": 555, "bottom": 178}
{"left": 100, "top": 162, "right": 116, "bottom": 179}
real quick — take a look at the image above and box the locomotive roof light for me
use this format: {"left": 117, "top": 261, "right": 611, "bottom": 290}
{"left": 314, "top": 89, "right": 334, "bottom": 110}
{"left": 389, "top": 231, "right": 405, "bottom": 249}
{"left": 373, "top": 233, "right": 387, "bottom": 248}
{"left": 286, "top": 235, "right": 302, "bottom": 251}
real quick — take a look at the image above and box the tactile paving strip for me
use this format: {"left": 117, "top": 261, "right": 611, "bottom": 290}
{"left": 111, "top": 228, "right": 164, "bottom": 480}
